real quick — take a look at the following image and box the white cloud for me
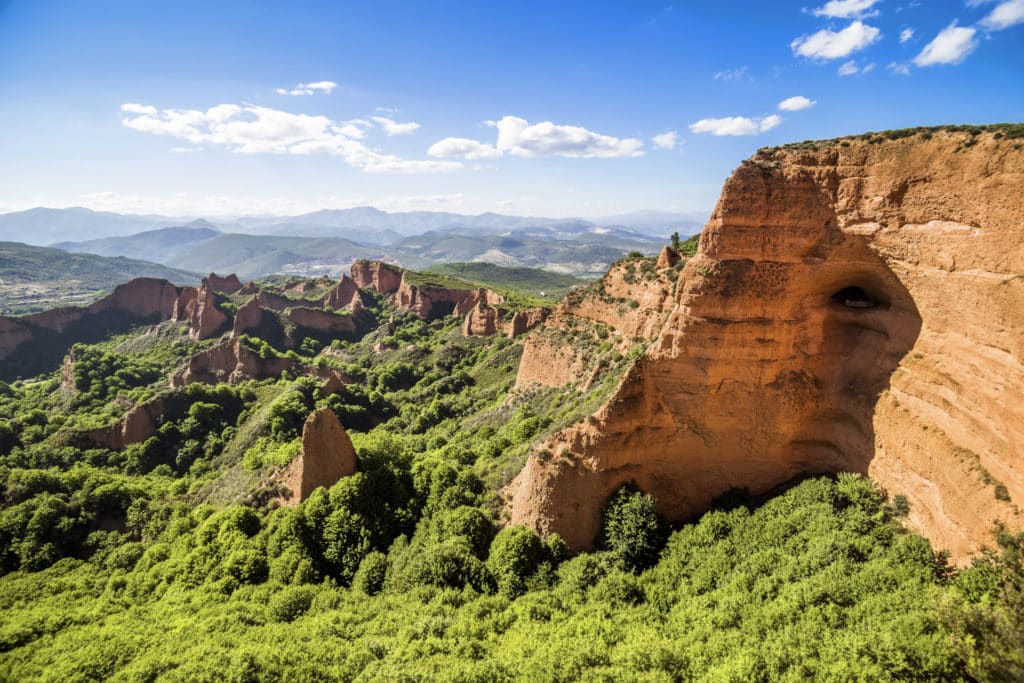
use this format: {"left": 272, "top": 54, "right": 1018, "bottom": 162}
{"left": 169, "top": 146, "right": 203, "bottom": 154}
{"left": 888, "top": 61, "right": 912, "bottom": 75}
{"left": 980, "top": 0, "right": 1024, "bottom": 30}
{"left": 838, "top": 59, "right": 876, "bottom": 75}
{"left": 689, "top": 115, "right": 782, "bottom": 136}
{"left": 121, "top": 103, "right": 157, "bottom": 116}
{"left": 778, "top": 96, "right": 816, "bottom": 111}
{"left": 812, "top": 0, "right": 881, "bottom": 18}
{"left": 913, "top": 22, "right": 978, "bottom": 66}
{"left": 651, "top": 131, "right": 678, "bottom": 149}
{"left": 120, "top": 102, "right": 459, "bottom": 173}
{"left": 713, "top": 66, "right": 752, "bottom": 81}
{"left": 371, "top": 116, "right": 421, "bottom": 136}
{"left": 430, "top": 116, "right": 643, "bottom": 160}
{"left": 275, "top": 80, "right": 337, "bottom": 96}
{"left": 899, "top": 28, "right": 914, "bottom": 42}
{"left": 791, "top": 20, "right": 882, "bottom": 60}
{"left": 428, "top": 137, "right": 501, "bottom": 160}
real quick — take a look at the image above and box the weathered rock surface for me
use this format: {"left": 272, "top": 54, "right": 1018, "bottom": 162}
{"left": 322, "top": 275, "right": 366, "bottom": 310}
{"left": 274, "top": 408, "right": 357, "bottom": 505}
{"left": 82, "top": 393, "right": 176, "bottom": 449}
{"left": 187, "top": 284, "right": 230, "bottom": 340}
{"left": 507, "top": 307, "right": 551, "bottom": 339}
{"left": 656, "top": 245, "right": 681, "bottom": 269}
{"left": 351, "top": 260, "right": 403, "bottom": 293}
{"left": 231, "top": 297, "right": 265, "bottom": 337}
{"left": 0, "top": 278, "right": 187, "bottom": 380}
{"left": 462, "top": 301, "right": 501, "bottom": 336}
{"left": 172, "top": 337, "right": 297, "bottom": 386}
{"left": 202, "top": 272, "right": 242, "bottom": 295}
{"left": 285, "top": 307, "right": 358, "bottom": 336}
{"left": 508, "top": 130, "right": 1024, "bottom": 563}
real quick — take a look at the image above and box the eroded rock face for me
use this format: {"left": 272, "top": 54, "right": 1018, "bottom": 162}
{"left": 232, "top": 297, "right": 264, "bottom": 337}
{"left": 285, "top": 307, "right": 358, "bottom": 336}
{"left": 202, "top": 272, "right": 242, "bottom": 295}
{"left": 81, "top": 393, "right": 176, "bottom": 449}
{"left": 187, "top": 285, "right": 230, "bottom": 340}
{"left": 508, "top": 131, "right": 1024, "bottom": 563}
{"left": 507, "top": 307, "right": 551, "bottom": 339}
{"left": 274, "top": 408, "right": 357, "bottom": 505}
{"left": 322, "top": 275, "right": 365, "bottom": 310}
{"left": 462, "top": 301, "right": 501, "bottom": 336}
{"left": 351, "top": 260, "right": 403, "bottom": 293}
{"left": 90, "top": 278, "right": 180, "bottom": 319}
{"left": 172, "top": 337, "right": 297, "bottom": 386}
{"left": 395, "top": 276, "right": 485, "bottom": 320}
{"left": 656, "top": 245, "right": 681, "bottom": 269}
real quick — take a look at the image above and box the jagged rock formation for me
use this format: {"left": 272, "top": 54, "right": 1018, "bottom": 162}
{"left": 185, "top": 284, "right": 229, "bottom": 340}
{"left": 461, "top": 301, "right": 501, "bottom": 336}
{"left": 202, "top": 272, "right": 242, "bottom": 295}
{"left": 515, "top": 259, "right": 676, "bottom": 388}
{"left": 231, "top": 297, "right": 265, "bottom": 337}
{"left": 172, "top": 337, "right": 298, "bottom": 386}
{"left": 656, "top": 245, "right": 681, "bottom": 269}
{"left": 285, "top": 307, "right": 359, "bottom": 336}
{"left": 321, "top": 275, "right": 366, "bottom": 311}
{"left": 0, "top": 277, "right": 186, "bottom": 381}
{"left": 80, "top": 393, "right": 176, "bottom": 449}
{"left": 507, "top": 307, "right": 551, "bottom": 339}
{"left": 351, "top": 260, "right": 403, "bottom": 293}
{"left": 508, "top": 129, "right": 1024, "bottom": 563}
{"left": 395, "top": 275, "right": 478, "bottom": 319}
{"left": 274, "top": 408, "right": 357, "bottom": 505}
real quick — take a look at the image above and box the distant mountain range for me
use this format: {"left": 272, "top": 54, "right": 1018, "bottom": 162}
{"left": 0, "top": 205, "right": 708, "bottom": 282}
{"left": 0, "top": 206, "right": 707, "bottom": 247}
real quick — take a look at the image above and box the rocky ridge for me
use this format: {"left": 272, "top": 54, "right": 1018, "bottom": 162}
{"left": 508, "top": 128, "right": 1024, "bottom": 563}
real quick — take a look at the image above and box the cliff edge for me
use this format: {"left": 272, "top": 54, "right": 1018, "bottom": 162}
{"left": 508, "top": 126, "right": 1024, "bottom": 563}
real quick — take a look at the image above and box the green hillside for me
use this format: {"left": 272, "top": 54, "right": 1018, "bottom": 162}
{"left": 425, "top": 262, "right": 588, "bottom": 304}
{"left": 0, "top": 241, "right": 199, "bottom": 314}
{"left": 165, "top": 234, "right": 379, "bottom": 279}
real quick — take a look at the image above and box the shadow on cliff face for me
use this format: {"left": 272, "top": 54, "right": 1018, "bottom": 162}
{"left": 786, "top": 234, "right": 922, "bottom": 478}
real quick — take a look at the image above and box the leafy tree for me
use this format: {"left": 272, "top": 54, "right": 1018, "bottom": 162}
{"left": 598, "top": 484, "right": 667, "bottom": 571}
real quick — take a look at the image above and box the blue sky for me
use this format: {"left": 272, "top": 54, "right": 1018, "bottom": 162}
{"left": 0, "top": 0, "right": 1021, "bottom": 218}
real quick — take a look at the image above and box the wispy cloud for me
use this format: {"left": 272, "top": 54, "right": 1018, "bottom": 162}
{"left": 791, "top": 21, "right": 882, "bottom": 59}
{"left": 980, "top": 0, "right": 1024, "bottom": 30}
{"left": 713, "top": 66, "right": 752, "bottom": 82}
{"left": 689, "top": 115, "right": 782, "bottom": 136}
{"left": 275, "top": 80, "right": 337, "bottom": 96}
{"left": 778, "top": 96, "right": 816, "bottom": 111}
{"left": 650, "top": 131, "right": 678, "bottom": 149}
{"left": 429, "top": 116, "right": 644, "bottom": 160}
{"left": 899, "top": 28, "right": 914, "bottom": 43}
{"left": 888, "top": 62, "right": 912, "bottom": 75}
{"left": 119, "top": 102, "right": 458, "bottom": 173}
{"left": 371, "top": 116, "right": 421, "bottom": 136}
{"left": 811, "top": 0, "right": 881, "bottom": 19}
{"left": 838, "top": 60, "right": 876, "bottom": 75}
{"left": 913, "top": 21, "right": 978, "bottom": 66}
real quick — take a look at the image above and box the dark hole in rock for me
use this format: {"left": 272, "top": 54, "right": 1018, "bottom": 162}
{"left": 832, "top": 286, "right": 878, "bottom": 309}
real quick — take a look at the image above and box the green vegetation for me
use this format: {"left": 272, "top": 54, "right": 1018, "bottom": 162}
{"left": 0, "top": 241, "right": 199, "bottom": 314}
{"left": 757, "top": 122, "right": 1024, "bottom": 155}
{"left": 425, "top": 262, "right": 588, "bottom": 305}
{"left": 0, "top": 272, "right": 1019, "bottom": 679}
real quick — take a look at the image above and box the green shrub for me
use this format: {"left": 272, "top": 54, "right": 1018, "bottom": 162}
{"left": 598, "top": 484, "right": 667, "bottom": 571}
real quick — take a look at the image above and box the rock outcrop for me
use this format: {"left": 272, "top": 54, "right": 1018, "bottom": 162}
{"left": 322, "top": 275, "right": 365, "bottom": 310}
{"left": 232, "top": 297, "right": 265, "bottom": 337}
{"left": 462, "top": 301, "right": 501, "bottom": 336}
{"left": 81, "top": 393, "right": 176, "bottom": 449}
{"left": 274, "top": 408, "right": 358, "bottom": 505}
{"left": 351, "top": 260, "right": 403, "bottom": 294}
{"left": 656, "top": 245, "right": 681, "bottom": 269}
{"left": 508, "top": 128, "right": 1024, "bottom": 563}
{"left": 172, "top": 337, "right": 297, "bottom": 386}
{"left": 0, "top": 277, "right": 188, "bottom": 381}
{"left": 285, "top": 307, "right": 358, "bottom": 336}
{"left": 507, "top": 307, "right": 551, "bottom": 339}
{"left": 186, "top": 284, "right": 230, "bottom": 340}
{"left": 202, "top": 272, "right": 242, "bottom": 295}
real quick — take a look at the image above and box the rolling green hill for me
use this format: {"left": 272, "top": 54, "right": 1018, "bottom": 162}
{"left": 52, "top": 221, "right": 220, "bottom": 262}
{"left": 164, "top": 233, "right": 380, "bottom": 280}
{"left": 425, "top": 262, "right": 588, "bottom": 304}
{"left": 0, "top": 241, "right": 199, "bottom": 314}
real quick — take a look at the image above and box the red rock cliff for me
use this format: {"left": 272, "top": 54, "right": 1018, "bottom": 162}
{"left": 508, "top": 129, "right": 1024, "bottom": 563}
{"left": 274, "top": 408, "right": 358, "bottom": 505}
{"left": 351, "top": 260, "right": 403, "bottom": 294}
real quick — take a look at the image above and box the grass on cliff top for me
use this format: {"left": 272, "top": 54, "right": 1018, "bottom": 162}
{"left": 757, "top": 122, "right": 1024, "bottom": 154}
{"left": 426, "top": 262, "right": 587, "bottom": 305}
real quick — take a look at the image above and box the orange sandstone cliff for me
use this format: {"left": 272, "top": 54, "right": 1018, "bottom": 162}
{"left": 274, "top": 408, "right": 358, "bottom": 505}
{"left": 508, "top": 129, "right": 1024, "bottom": 563}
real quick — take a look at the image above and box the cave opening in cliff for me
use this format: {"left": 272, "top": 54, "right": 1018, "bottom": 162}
{"left": 832, "top": 286, "right": 881, "bottom": 309}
